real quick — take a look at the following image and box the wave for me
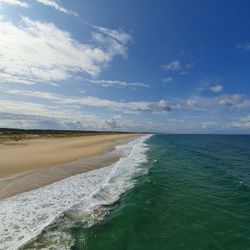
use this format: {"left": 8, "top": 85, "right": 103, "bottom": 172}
{"left": 0, "top": 135, "right": 152, "bottom": 250}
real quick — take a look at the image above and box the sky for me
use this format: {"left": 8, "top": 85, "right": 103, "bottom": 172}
{"left": 0, "top": 0, "right": 250, "bottom": 133}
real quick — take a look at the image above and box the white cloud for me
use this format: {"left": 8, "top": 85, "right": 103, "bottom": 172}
{"left": 92, "top": 26, "right": 132, "bottom": 58}
{"left": 6, "top": 87, "right": 249, "bottom": 116}
{"left": 0, "top": 100, "right": 162, "bottom": 132}
{"left": 162, "top": 60, "right": 194, "bottom": 81}
{"left": 0, "top": 100, "right": 108, "bottom": 130}
{"left": 94, "top": 26, "right": 132, "bottom": 45}
{"left": 0, "top": 17, "right": 132, "bottom": 85}
{"left": 186, "top": 99, "right": 197, "bottom": 106}
{"left": 89, "top": 79, "right": 149, "bottom": 88}
{"left": 104, "top": 115, "right": 122, "bottom": 128}
{"left": 0, "top": 99, "right": 66, "bottom": 118}
{"left": 2, "top": 88, "right": 62, "bottom": 100}
{"left": 217, "top": 94, "right": 245, "bottom": 106}
{"left": 209, "top": 84, "right": 223, "bottom": 93}
{"left": 239, "top": 115, "right": 250, "bottom": 123}
{"left": 0, "top": 113, "right": 92, "bottom": 130}
{"left": 162, "top": 77, "right": 172, "bottom": 83}
{"left": 0, "top": 99, "right": 132, "bottom": 130}
{"left": 1, "top": 87, "right": 171, "bottom": 114}
{"left": 162, "top": 60, "right": 181, "bottom": 71}
{"left": 0, "top": 73, "right": 35, "bottom": 85}
{"left": 228, "top": 115, "right": 250, "bottom": 130}
{"left": 36, "top": 0, "right": 78, "bottom": 16}
{"left": 0, "top": 0, "right": 29, "bottom": 8}
{"left": 58, "top": 96, "right": 171, "bottom": 113}
{"left": 0, "top": 111, "right": 160, "bottom": 132}
{"left": 185, "top": 94, "right": 247, "bottom": 110}
{"left": 1, "top": 88, "right": 249, "bottom": 132}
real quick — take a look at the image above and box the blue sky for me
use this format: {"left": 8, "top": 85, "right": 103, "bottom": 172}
{"left": 0, "top": 0, "right": 250, "bottom": 133}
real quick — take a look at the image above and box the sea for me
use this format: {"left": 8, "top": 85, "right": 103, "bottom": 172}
{"left": 0, "top": 134, "right": 250, "bottom": 250}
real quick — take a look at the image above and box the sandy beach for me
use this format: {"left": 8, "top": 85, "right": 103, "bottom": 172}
{"left": 0, "top": 133, "right": 142, "bottom": 199}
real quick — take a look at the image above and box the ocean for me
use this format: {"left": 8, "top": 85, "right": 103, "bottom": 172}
{"left": 1, "top": 134, "right": 250, "bottom": 249}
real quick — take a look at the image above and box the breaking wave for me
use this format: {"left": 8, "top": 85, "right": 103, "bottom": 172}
{"left": 0, "top": 135, "right": 152, "bottom": 250}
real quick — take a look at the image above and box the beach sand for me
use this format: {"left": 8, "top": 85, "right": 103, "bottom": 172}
{"left": 0, "top": 133, "right": 142, "bottom": 199}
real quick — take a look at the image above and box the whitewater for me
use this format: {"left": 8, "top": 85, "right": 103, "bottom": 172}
{"left": 0, "top": 135, "right": 151, "bottom": 250}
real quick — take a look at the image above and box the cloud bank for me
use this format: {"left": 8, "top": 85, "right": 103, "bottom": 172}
{"left": 1, "top": 88, "right": 171, "bottom": 114}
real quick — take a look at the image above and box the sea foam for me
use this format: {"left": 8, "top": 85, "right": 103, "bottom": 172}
{"left": 0, "top": 135, "right": 152, "bottom": 250}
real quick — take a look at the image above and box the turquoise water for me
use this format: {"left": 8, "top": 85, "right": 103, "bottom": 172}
{"left": 21, "top": 134, "right": 250, "bottom": 250}
{"left": 72, "top": 134, "right": 250, "bottom": 249}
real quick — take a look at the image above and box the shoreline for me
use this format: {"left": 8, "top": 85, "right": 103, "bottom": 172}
{"left": 0, "top": 134, "right": 142, "bottom": 199}
{"left": 0, "top": 135, "right": 151, "bottom": 250}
